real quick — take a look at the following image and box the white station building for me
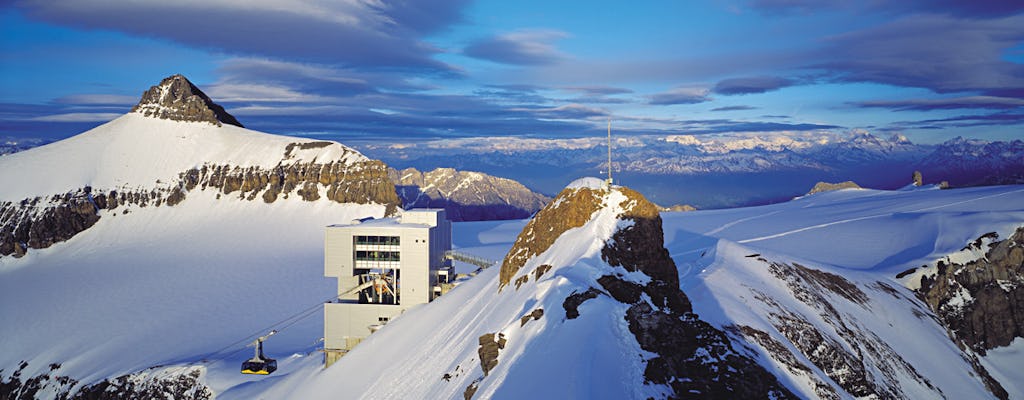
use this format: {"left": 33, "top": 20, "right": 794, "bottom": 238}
{"left": 323, "top": 209, "right": 453, "bottom": 366}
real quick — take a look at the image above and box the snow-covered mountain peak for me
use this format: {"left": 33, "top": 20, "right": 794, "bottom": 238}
{"left": 889, "top": 133, "right": 911, "bottom": 144}
{"left": 130, "top": 74, "right": 243, "bottom": 127}
{"left": 498, "top": 179, "right": 657, "bottom": 289}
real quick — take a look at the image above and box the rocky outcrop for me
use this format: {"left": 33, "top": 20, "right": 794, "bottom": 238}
{"left": 131, "top": 74, "right": 242, "bottom": 127}
{"left": 595, "top": 189, "right": 793, "bottom": 398}
{"left": 913, "top": 170, "right": 924, "bottom": 186}
{"left": 729, "top": 255, "right": 989, "bottom": 399}
{"left": 499, "top": 185, "right": 604, "bottom": 288}
{"left": 476, "top": 333, "right": 507, "bottom": 377}
{"left": 806, "top": 180, "right": 861, "bottom": 195}
{"left": 180, "top": 159, "right": 399, "bottom": 209}
{"left": 0, "top": 362, "right": 213, "bottom": 400}
{"left": 917, "top": 227, "right": 1024, "bottom": 354}
{"left": 507, "top": 183, "right": 793, "bottom": 398}
{"left": 0, "top": 157, "right": 400, "bottom": 257}
{"left": 391, "top": 167, "right": 549, "bottom": 222}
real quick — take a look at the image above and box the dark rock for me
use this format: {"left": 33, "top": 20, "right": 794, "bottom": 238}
{"left": 463, "top": 378, "right": 481, "bottom": 400}
{"left": 562, "top": 287, "right": 602, "bottom": 320}
{"left": 0, "top": 361, "right": 213, "bottom": 400}
{"left": 513, "top": 274, "right": 529, "bottom": 290}
{"left": 131, "top": 74, "right": 243, "bottom": 127}
{"left": 520, "top": 308, "right": 545, "bottom": 327}
{"left": 896, "top": 267, "right": 917, "bottom": 279}
{"left": 477, "top": 333, "right": 506, "bottom": 376}
{"left": 596, "top": 275, "right": 642, "bottom": 304}
{"left": 917, "top": 228, "right": 1024, "bottom": 354}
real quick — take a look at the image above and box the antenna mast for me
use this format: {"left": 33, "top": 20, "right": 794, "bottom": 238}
{"left": 606, "top": 118, "right": 613, "bottom": 186}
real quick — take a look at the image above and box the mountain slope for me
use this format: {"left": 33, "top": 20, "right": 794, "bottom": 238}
{"left": 0, "top": 75, "right": 398, "bottom": 398}
{"left": 0, "top": 75, "right": 398, "bottom": 257}
{"left": 663, "top": 185, "right": 1024, "bottom": 399}
{"left": 266, "top": 178, "right": 793, "bottom": 399}
{"left": 249, "top": 184, "right": 1024, "bottom": 399}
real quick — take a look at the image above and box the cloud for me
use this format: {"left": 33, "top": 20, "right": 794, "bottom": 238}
{"left": 563, "top": 86, "right": 633, "bottom": 96}
{"left": 679, "top": 118, "right": 839, "bottom": 133}
{"left": 816, "top": 14, "right": 1024, "bottom": 95}
{"left": 513, "top": 104, "right": 608, "bottom": 120}
{"left": 915, "top": 112, "right": 1024, "bottom": 128}
{"left": 215, "top": 58, "right": 384, "bottom": 95}
{"left": 746, "top": 0, "right": 851, "bottom": 15}
{"left": 747, "top": 0, "right": 1024, "bottom": 17}
{"left": 205, "top": 83, "right": 327, "bottom": 103}
{"left": 30, "top": 112, "right": 122, "bottom": 122}
{"left": 648, "top": 87, "right": 712, "bottom": 105}
{"left": 15, "top": 0, "right": 468, "bottom": 72}
{"left": 852, "top": 96, "right": 1024, "bottom": 111}
{"left": 52, "top": 94, "right": 137, "bottom": 105}
{"left": 464, "top": 29, "right": 569, "bottom": 65}
{"left": 713, "top": 76, "right": 796, "bottom": 95}
{"left": 711, "top": 105, "right": 758, "bottom": 111}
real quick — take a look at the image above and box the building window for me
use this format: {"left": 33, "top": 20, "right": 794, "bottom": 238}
{"left": 378, "top": 317, "right": 389, "bottom": 322}
{"left": 355, "top": 235, "right": 400, "bottom": 246}
{"left": 355, "top": 250, "right": 401, "bottom": 261}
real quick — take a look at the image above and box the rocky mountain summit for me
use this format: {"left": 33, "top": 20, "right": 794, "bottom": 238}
{"left": 130, "top": 74, "right": 243, "bottom": 127}
{"left": 497, "top": 179, "right": 793, "bottom": 398}
{"left": 0, "top": 75, "right": 399, "bottom": 258}
{"left": 390, "top": 167, "right": 549, "bottom": 221}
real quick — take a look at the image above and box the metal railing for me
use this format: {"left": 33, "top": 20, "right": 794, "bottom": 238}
{"left": 444, "top": 250, "right": 498, "bottom": 269}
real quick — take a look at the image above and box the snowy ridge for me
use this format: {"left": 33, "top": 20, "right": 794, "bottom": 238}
{"left": 689, "top": 239, "right": 994, "bottom": 398}
{"left": 259, "top": 184, "right": 1024, "bottom": 399}
{"left": 0, "top": 189, "right": 388, "bottom": 394}
{"left": 262, "top": 182, "right": 793, "bottom": 399}
{"left": 0, "top": 113, "right": 366, "bottom": 202}
{"left": 274, "top": 183, "right": 660, "bottom": 399}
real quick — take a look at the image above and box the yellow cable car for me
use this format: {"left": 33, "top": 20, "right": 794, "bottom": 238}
{"left": 241, "top": 330, "right": 278, "bottom": 375}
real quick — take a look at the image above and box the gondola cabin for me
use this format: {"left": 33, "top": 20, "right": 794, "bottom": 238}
{"left": 241, "top": 330, "right": 278, "bottom": 375}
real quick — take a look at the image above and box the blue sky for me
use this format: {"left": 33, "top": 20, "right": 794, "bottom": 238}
{"left": 1, "top": 0, "right": 1022, "bottom": 144}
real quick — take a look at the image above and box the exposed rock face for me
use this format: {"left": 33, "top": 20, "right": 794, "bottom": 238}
{"left": 507, "top": 183, "right": 793, "bottom": 398}
{"left": 391, "top": 167, "right": 549, "bottom": 222}
{"left": 0, "top": 156, "right": 399, "bottom": 257}
{"left": 0, "top": 189, "right": 100, "bottom": 257}
{"left": 760, "top": 262, "right": 925, "bottom": 398}
{"left": 918, "top": 227, "right": 1024, "bottom": 354}
{"left": 131, "top": 74, "right": 242, "bottom": 127}
{"left": 806, "top": 180, "right": 861, "bottom": 195}
{"left": 595, "top": 190, "right": 792, "bottom": 398}
{"left": 913, "top": 170, "right": 924, "bottom": 186}
{"left": 499, "top": 185, "right": 604, "bottom": 288}
{"left": 0, "top": 362, "right": 213, "bottom": 400}
{"left": 476, "top": 333, "right": 507, "bottom": 377}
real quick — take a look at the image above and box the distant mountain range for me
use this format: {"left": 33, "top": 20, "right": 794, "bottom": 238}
{"left": 391, "top": 167, "right": 549, "bottom": 221}
{"left": 2, "top": 75, "right": 1022, "bottom": 400}
{"left": 359, "top": 131, "right": 1024, "bottom": 209}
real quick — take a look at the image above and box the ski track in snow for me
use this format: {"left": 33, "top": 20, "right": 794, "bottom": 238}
{"left": 738, "top": 188, "right": 1024, "bottom": 244}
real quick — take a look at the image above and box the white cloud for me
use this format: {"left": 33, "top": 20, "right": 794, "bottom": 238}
{"left": 31, "top": 113, "right": 121, "bottom": 122}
